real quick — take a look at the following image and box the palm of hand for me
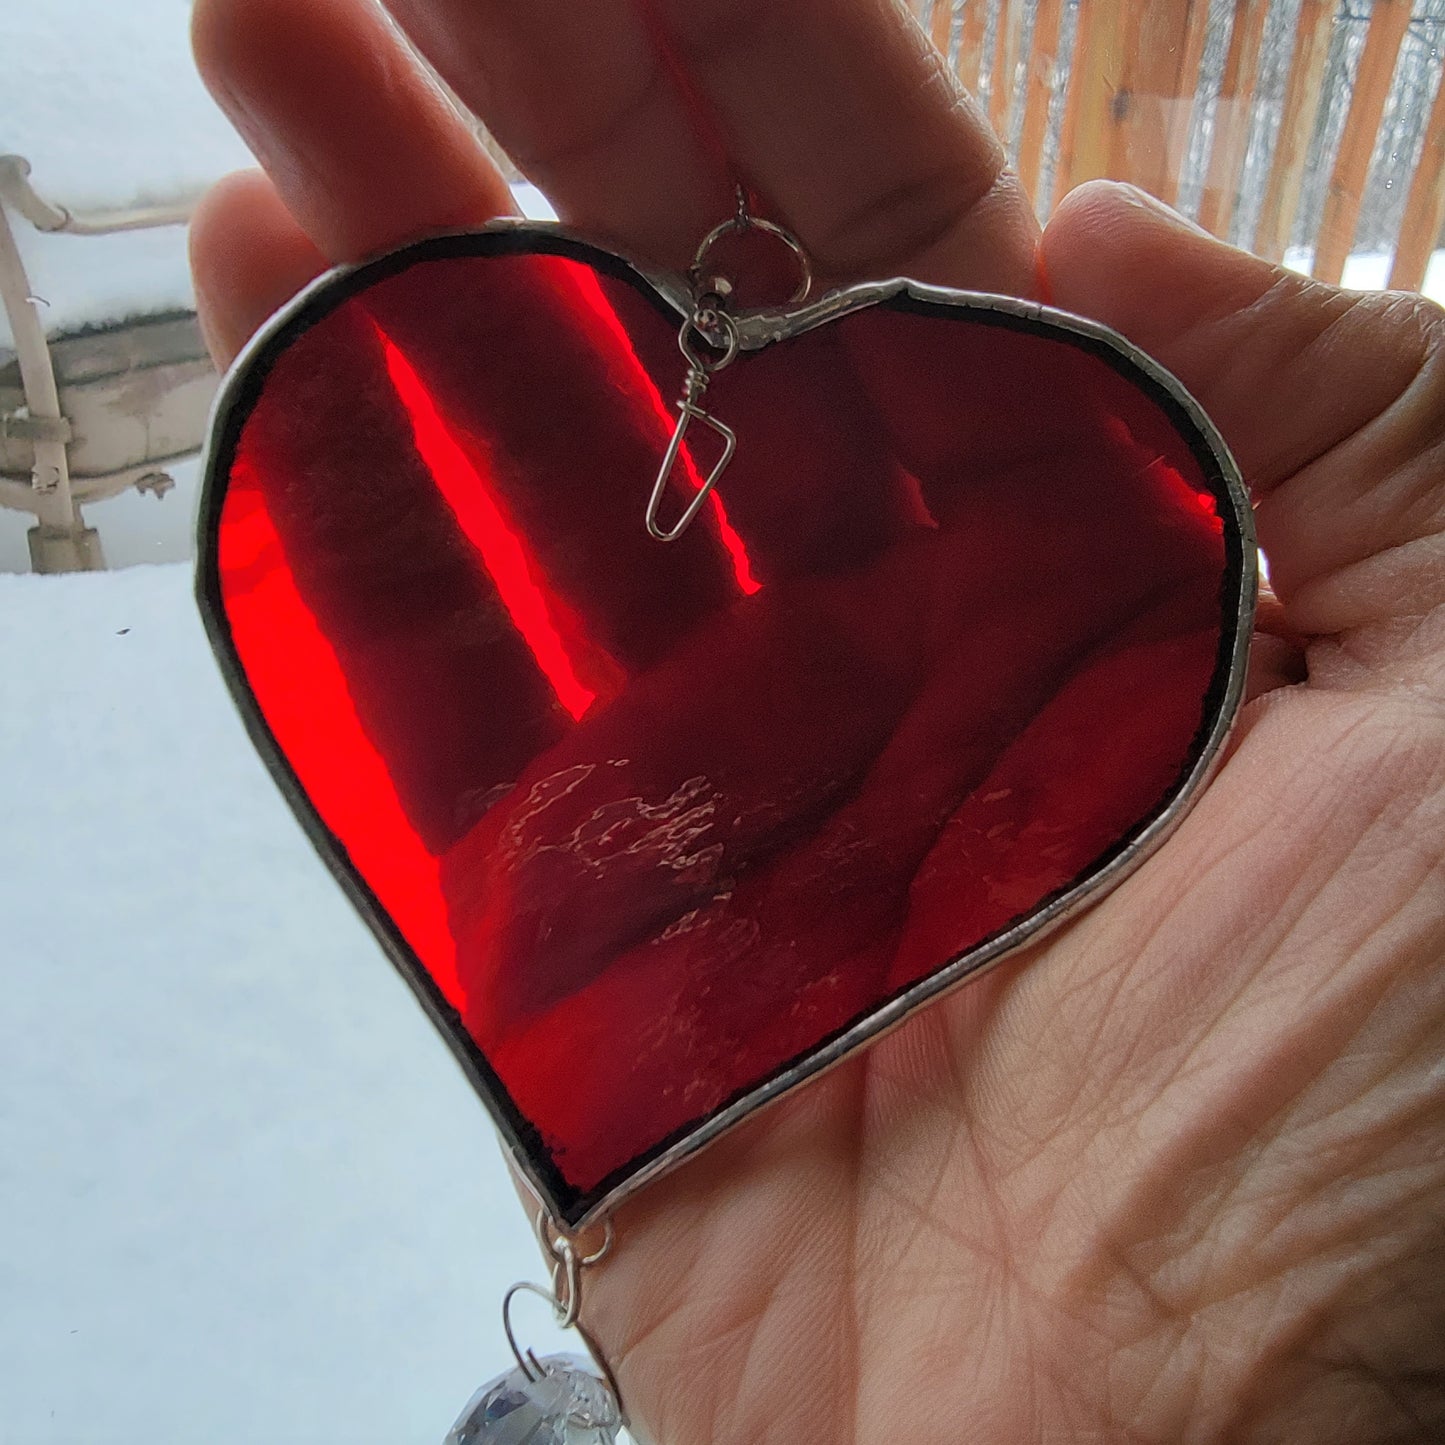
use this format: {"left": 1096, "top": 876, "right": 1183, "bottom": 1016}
{"left": 593, "top": 211, "right": 1445, "bottom": 1445}
{"left": 190, "top": 1, "right": 1445, "bottom": 1439}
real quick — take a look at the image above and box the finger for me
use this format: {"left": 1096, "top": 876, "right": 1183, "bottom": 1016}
{"left": 190, "top": 169, "right": 329, "bottom": 368}
{"left": 226, "top": 296, "right": 568, "bottom": 854}
{"left": 382, "top": 0, "right": 1040, "bottom": 290}
{"left": 192, "top": 0, "right": 512, "bottom": 263}
{"left": 359, "top": 250, "right": 744, "bottom": 670}
{"left": 1043, "top": 182, "right": 1445, "bottom": 637}
{"left": 381, "top": 0, "right": 726, "bottom": 268}
{"left": 1244, "top": 588, "right": 1308, "bottom": 700}
{"left": 643, "top": 0, "right": 1036, "bottom": 286}
{"left": 193, "top": 3, "right": 744, "bottom": 700}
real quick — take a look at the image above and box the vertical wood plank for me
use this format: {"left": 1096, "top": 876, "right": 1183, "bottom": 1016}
{"left": 1017, "top": 0, "right": 1066, "bottom": 206}
{"left": 958, "top": 0, "right": 988, "bottom": 96}
{"left": 1254, "top": 0, "right": 1338, "bottom": 261}
{"left": 1314, "top": 0, "right": 1412, "bottom": 284}
{"left": 1057, "top": 0, "right": 1204, "bottom": 199}
{"left": 1156, "top": 0, "right": 1214, "bottom": 205}
{"left": 1389, "top": 61, "right": 1445, "bottom": 291}
{"left": 1196, "top": 0, "right": 1272, "bottom": 236}
{"left": 1057, "top": 0, "right": 1121, "bottom": 194}
{"left": 930, "top": 0, "right": 955, "bottom": 56}
{"left": 990, "top": 0, "right": 1023, "bottom": 138}
{"left": 1117, "top": 0, "right": 1212, "bottom": 201}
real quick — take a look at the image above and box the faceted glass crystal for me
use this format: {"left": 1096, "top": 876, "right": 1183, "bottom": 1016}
{"left": 203, "top": 233, "right": 1248, "bottom": 1223}
{"left": 445, "top": 1355, "right": 621, "bottom": 1445}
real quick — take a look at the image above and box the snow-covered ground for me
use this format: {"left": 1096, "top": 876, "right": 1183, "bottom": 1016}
{"left": 5, "top": 10, "right": 581, "bottom": 1435}
{"left": 1282, "top": 245, "right": 1445, "bottom": 296}
{"left": 4, "top": 1, "right": 247, "bottom": 210}
{"left": 0, "top": 564, "right": 585, "bottom": 1444}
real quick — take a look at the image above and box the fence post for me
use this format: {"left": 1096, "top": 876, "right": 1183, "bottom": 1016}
{"left": 1313, "top": 0, "right": 1413, "bottom": 284}
{"left": 991, "top": 0, "right": 1026, "bottom": 138}
{"left": 1388, "top": 57, "right": 1445, "bottom": 291}
{"left": 957, "top": 0, "right": 990, "bottom": 100}
{"left": 1254, "top": 0, "right": 1339, "bottom": 262}
{"left": 1155, "top": 0, "right": 1215, "bottom": 206}
{"left": 930, "top": 0, "right": 954, "bottom": 59}
{"left": 1017, "top": 0, "right": 1066, "bottom": 210}
{"left": 1197, "top": 0, "right": 1272, "bottom": 236}
{"left": 1057, "top": 0, "right": 1208, "bottom": 203}
{"left": 1057, "top": 0, "right": 1120, "bottom": 194}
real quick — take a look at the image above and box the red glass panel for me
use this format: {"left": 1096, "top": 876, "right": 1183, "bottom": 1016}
{"left": 209, "top": 243, "right": 1235, "bottom": 1209}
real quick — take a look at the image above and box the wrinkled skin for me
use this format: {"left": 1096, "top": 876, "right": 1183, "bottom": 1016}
{"left": 191, "top": 1, "right": 1445, "bottom": 1440}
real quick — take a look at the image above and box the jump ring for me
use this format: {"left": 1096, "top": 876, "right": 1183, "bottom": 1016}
{"left": 536, "top": 1212, "right": 616, "bottom": 1270}
{"left": 689, "top": 213, "right": 813, "bottom": 307}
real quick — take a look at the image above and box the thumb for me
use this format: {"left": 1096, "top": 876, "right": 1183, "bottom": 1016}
{"left": 1042, "top": 181, "right": 1445, "bottom": 641}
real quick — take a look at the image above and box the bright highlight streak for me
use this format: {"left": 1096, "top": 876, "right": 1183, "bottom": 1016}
{"left": 377, "top": 330, "right": 598, "bottom": 722}
{"left": 565, "top": 268, "right": 762, "bottom": 597}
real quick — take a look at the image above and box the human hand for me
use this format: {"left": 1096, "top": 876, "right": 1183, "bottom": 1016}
{"left": 191, "top": 1, "right": 1445, "bottom": 1440}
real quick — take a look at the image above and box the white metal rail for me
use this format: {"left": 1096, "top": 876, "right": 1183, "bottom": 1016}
{"left": 0, "top": 154, "right": 202, "bottom": 569}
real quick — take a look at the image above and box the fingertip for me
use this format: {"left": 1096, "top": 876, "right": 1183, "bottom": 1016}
{"left": 188, "top": 0, "right": 227, "bottom": 95}
{"left": 1049, "top": 180, "right": 1214, "bottom": 249}
{"left": 189, "top": 169, "right": 329, "bottom": 369}
{"left": 191, "top": 0, "right": 513, "bottom": 262}
{"left": 1043, "top": 180, "right": 1283, "bottom": 337}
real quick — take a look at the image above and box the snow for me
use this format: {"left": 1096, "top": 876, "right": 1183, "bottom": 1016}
{"left": 10, "top": 226, "right": 202, "bottom": 342}
{"left": 1283, "top": 245, "right": 1445, "bottom": 297}
{"left": 2, "top": 0, "right": 250, "bottom": 212}
{"left": 0, "top": 563, "right": 587, "bottom": 1444}
{"left": 1, "top": 0, "right": 239, "bottom": 349}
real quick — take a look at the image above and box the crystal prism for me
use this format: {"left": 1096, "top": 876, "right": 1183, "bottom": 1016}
{"left": 445, "top": 1354, "right": 622, "bottom": 1445}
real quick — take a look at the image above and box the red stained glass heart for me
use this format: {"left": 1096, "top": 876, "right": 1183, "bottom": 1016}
{"left": 198, "top": 227, "right": 1253, "bottom": 1227}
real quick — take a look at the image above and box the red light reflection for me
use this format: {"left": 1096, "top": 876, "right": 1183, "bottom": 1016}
{"left": 378, "top": 331, "right": 605, "bottom": 722}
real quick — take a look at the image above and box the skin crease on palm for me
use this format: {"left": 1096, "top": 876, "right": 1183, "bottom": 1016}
{"left": 187, "top": 0, "right": 1445, "bottom": 1440}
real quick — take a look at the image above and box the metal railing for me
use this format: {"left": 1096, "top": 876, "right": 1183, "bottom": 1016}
{"left": 0, "top": 155, "right": 203, "bottom": 571}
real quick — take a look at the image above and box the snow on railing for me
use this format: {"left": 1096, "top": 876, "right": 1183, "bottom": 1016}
{"left": 0, "top": 155, "right": 208, "bottom": 572}
{"left": 0, "top": 154, "right": 196, "bottom": 236}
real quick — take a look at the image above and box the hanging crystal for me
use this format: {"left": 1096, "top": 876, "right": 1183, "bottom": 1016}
{"left": 444, "top": 1353, "right": 622, "bottom": 1445}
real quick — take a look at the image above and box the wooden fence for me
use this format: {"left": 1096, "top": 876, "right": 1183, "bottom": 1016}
{"left": 906, "top": 0, "right": 1445, "bottom": 290}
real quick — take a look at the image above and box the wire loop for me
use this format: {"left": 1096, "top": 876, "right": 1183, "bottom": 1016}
{"left": 501, "top": 1210, "right": 624, "bottom": 1423}
{"left": 536, "top": 1211, "right": 615, "bottom": 1270}
{"left": 502, "top": 1281, "right": 558, "bottom": 1383}
{"left": 679, "top": 307, "right": 740, "bottom": 374}
{"left": 688, "top": 186, "right": 813, "bottom": 307}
